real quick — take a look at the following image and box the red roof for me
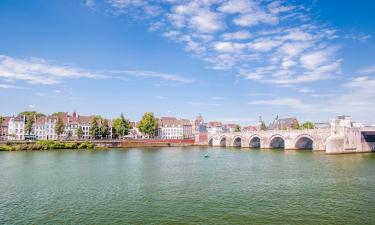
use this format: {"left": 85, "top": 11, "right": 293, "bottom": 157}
{"left": 208, "top": 121, "right": 222, "bottom": 127}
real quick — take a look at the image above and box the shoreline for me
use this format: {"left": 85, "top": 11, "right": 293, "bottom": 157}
{"left": 0, "top": 139, "right": 196, "bottom": 151}
{"left": 1, "top": 140, "right": 374, "bottom": 154}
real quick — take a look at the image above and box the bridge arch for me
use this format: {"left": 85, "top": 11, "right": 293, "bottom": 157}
{"left": 270, "top": 134, "right": 285, "bottom": 149}
{"left": 249, "top": 135, "right": 261, "bottom": 148}
{"left": 219, "top": 136, "right": 227, "bottom": 147}
{"left": 232, "top": 136, "right": 242, "bottom": 147}
{"left": 295, "top": 134, "right": 314, "bottom": 150}
{"left": 208, "top": 137, "right": 213, "bottom": 146}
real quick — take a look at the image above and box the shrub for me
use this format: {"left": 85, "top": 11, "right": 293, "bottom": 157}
{"left": 50, "top": 142, "right": 65, "bottom": 150}
{"left": 64, "top": 142, "right": 78, "bottom": 149}
{"left": 78, "top": 141, "right": 94, "bottom": 149}
{"left": 0, "top": 145, "right": 15, "bottom": 151}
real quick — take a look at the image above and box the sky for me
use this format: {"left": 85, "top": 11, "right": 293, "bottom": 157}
{"left": 0, "top": 0, "right": 375, "bottom": 125}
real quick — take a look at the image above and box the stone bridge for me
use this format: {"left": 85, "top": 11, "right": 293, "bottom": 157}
{"left": 207, "top": 129, "right": 331, "bottom": 151}
{"left": 202, "top": 117, "right": 375, "bottom": 153}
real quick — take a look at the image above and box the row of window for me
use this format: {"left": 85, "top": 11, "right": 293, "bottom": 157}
{"left": 8, "top": 129, "right": 23, "bottom": 134}
{"left": 8, "top": 123, "right": 24, "bottom": 128}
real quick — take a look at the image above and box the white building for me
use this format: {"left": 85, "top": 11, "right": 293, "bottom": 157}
{"left": 7, "top": 115, "right": 26, "bottom": 140}
{"left": 157, "top": 117, "right": 193, "bottom": 139}
{"left": 206, "top": 121, "right": 224, "bottom": 135}
{"left": 7, "top": 112, "right": 112, "bottom": 141}
{"left": 34, "top": 116, "right": 58, "bottom": 140}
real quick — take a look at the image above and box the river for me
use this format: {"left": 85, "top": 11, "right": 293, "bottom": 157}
{"left": 1, "top": 147, "right": 375, "bottom": 224}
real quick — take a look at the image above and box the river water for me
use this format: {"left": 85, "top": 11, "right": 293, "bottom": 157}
{"left": 1, "top": 147, "right": 375, "bottom": 224}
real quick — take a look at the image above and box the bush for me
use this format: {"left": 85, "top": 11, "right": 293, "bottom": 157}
{"left": 0, "top": 145, "right": 15, "bottom": 151}
{"left": 50, "top": 142, "right": 65, "bottom": 149}
{"left": 78, "top": 141, "right": 94, "bottom": 149}
{"left": 2, "top": 140, "right": 94, "bottom": 151}
{"left": 64, "top": 142, "right": 78, "bottom": 149}
{"left": 36, "top": 140, "right": 55, "bottom": 150}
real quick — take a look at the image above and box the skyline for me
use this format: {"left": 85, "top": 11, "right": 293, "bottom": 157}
{"left": 1, "top": 0, "right": 375, "bottom": 125}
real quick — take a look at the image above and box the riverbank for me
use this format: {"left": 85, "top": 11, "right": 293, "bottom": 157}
{"left": 0, "top": 139, "right": 196, "bottom": 151}
{"left": 0, "top": 140, "right": 95, "bottom": 151}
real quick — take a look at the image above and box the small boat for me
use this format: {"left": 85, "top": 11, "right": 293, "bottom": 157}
{"left": 204, "top": 155, "right": 209, "bottom": 158}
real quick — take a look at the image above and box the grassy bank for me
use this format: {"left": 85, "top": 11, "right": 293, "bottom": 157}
{"left": 0, "top": 140, "right": 95, "bottom": 151}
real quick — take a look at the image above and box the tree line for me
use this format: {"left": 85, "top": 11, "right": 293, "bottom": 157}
{"left": 0, "top": 111, "right": 159, "bottom": 140}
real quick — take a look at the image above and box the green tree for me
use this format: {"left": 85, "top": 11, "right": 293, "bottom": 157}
{"left": 101, "top": 119, "right": 110, "bottom": 139}
{"left": 19, "top": 111, "right": 45, "bottom": 118}
{"left": 234, "top": 125, "right": 241, "bottom": 132}
{"left": 20, "top": 111, "right": 43, "bottom": 138}
{"left": 0, "top": 116, "right": 4, "bottom": 135}
{"left": 25, "top": 117, "right": 34, "bottom": 135}
{"left": 112, "top": 118, "right": 121, "bottom": 139}
{"left": 77, "top": 127, "right": 84, "bottom": 140}
{"left": 52, "top": 112, "right": 64, "bottom": 117}
{"left": 112, "top": 113, "right": 131, "bottom": 138}
{"left": 89, "top": 116, "right": 100, "bottom": 139}
{"left": 259, "top": 116, "right": 267, "bottom": 131}
{"left": 137, "top": 112, "right": 158, "bottom": 138}
{"left": 260, "top": 121, "right": 267, "bottom": 131}
{"left": 55, "top": 116, "right": 65, "bottom": 140}
{"left": 302, "top": 121, "right": 315, "bottom": 129}
{"left": 292, "top": 121, "right": 300, "bottom": 130}
{"left": 66, "top": 130, "right": 73, "bottom": 140}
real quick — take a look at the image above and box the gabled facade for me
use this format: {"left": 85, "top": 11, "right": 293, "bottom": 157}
{"left": 7, "top": 115, "right": 26, "bottom": 140}
{"left": 6, "top": 112, "right": 112, "bottom": 141}
{"left": 157, "top": 117, "right": 193, "bottom": 139}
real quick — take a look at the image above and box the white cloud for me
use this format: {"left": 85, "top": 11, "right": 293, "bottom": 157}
{"left": 28, "top": 104, "right": 36, "bottom": 109}
{"left": 0, "top": 83, "right": 28, "bottom": 89}
{"left": 190, "top": 10, "right": 223, "bottom": 33}
{"left": 246, "top": 75, "right": 375, "bottom": 120}
{"left": 357, "top": 64, "right": 375, "bottom": 75}
{"left": 209, "top": 96, "right": 224, "bottom": 100}
{"left": 85, "top": 0, "right": 95, "bottom": 9}
{"left": 298, "top": 88, "right": 313, "bottom": 93}
{"left": 185, "top": 101, "right": 223, "bottom": 106}
{"left": 108, "top": 70, "right": 195, "bottom": 83}
{"left": 222, "top": 31, "right": 252, "bottom": 40}
{"left": 278, "top": 42, "right": 311, "bottom": 58}
{"left": 321, "top": 76, "right": 375, "bottom": 116}
{"left": 248, "top": 38, "right": 282, "bottom": 52}
{"left": 0, "top": 55, "right": 194, "bottom": 85}
{"left": 213, "top": 41, "right": 247, "bottom": 53}
{"left": 344, "top": 33, "right": 372, "bottom": 42}
{"left": 300, "top": 51, "right": 329, "bottom": 70}
{"left": 90, "top": 0, "right": 345, "bottom": 86}
{"left": 0, "top": 55, "right": 102, "bottom": 85}
{"left": 234, "top": 12, "right": 278, "bottom": 27}
{"left": 268, "top": 1, "right": 295, "bottom": 14}
{"left": 248, "top": 97, "right": 313, "bottom": 111}
{"left": 218, "top": 0, "right": 254, "bottom": 14}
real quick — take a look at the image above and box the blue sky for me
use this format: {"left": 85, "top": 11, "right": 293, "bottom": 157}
{"left": 0, "top": 0, "right": 375, "bottom": 125}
